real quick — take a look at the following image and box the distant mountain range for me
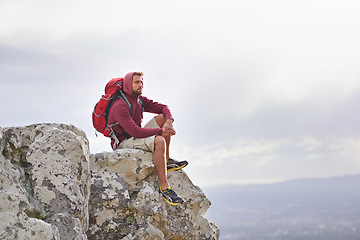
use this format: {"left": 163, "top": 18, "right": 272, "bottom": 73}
{"left": 203, "top": 174, "right": 360, "bottom": 240}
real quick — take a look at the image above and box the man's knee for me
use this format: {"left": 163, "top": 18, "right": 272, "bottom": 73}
{"left": 154, "top": 135, "right": 166, "bottom": 150}
{"left": 155, "top": 114, "right": 166, "bottom": 127}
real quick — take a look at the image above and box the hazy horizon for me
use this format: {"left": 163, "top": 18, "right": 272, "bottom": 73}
{"left": 204, "top": 174, "right": 360, "bottom": 239}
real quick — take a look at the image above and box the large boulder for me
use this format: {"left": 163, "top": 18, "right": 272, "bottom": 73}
{"left": 0, "top": 123, "right": 219, "bottom": 239}
{"left": 88, "top": 149, "right": 219, "bottom": 239}
{"left": 0, "top": 123, "right": 90, "bottom": 240}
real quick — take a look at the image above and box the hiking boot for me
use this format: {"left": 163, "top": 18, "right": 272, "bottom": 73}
{"left": 159, "top": 187, "right": 184, "bottom": 205}
{"left": 167, "top": 158, "right": 188, "bottom": 173}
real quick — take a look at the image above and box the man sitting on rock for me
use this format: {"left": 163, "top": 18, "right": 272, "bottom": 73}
{"left": 107, "top": 71, "right": 188, "bottom": 205}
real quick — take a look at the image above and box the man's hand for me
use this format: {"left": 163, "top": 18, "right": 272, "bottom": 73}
{"left": 162, "top": 119, "right": 176, "bottom": 136}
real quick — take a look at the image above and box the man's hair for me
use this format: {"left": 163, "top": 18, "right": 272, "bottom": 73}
{"left": 133, "top": 72, "right": 144, "bottom": 77}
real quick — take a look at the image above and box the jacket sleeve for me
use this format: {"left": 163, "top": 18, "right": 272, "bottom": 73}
{"left": 141, "top": 96, "right": 173, "bottom": 120}
{"left": 112, "top": 102, "right": 162, "bottom": 138}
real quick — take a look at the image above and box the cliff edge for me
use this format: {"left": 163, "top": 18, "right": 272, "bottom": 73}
{"left": 0, "top": 123, "right": 219, "bottom": 240}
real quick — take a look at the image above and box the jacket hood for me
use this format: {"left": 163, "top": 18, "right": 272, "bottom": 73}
{"left": 123, "top": 72, "right": 135, "bottom": 95}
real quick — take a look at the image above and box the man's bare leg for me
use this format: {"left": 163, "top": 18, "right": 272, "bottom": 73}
{"left": 154, "top": 113, "right": 187, "bottom": 173}
{"left": 155, "top": 114, "right": 171, "bottom": 160}
{"left": 153, "top": 135, "right": 169, "bottom": 190}
{"left": 153, "top": 116, "right": 185, "bottom": 205}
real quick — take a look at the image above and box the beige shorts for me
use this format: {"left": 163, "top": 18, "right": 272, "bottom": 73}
{"left": 117, "top": 117, "right": 159, "bottom": 153}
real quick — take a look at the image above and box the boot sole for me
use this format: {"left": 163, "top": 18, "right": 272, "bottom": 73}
{"left": 167, "top": 163, "right": 188, "bottom": 173}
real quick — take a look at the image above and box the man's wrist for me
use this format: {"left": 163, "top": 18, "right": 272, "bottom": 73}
{"left": 166, "top": 118, "right": 174, "bottom": 123}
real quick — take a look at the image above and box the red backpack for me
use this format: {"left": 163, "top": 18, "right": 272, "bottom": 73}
{"left": 92, "top": 77, "right": 143, "bottom": 138}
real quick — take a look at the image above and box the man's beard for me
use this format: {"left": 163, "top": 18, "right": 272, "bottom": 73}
{"left": 133, "top": 89, "right": 142, "bottom": 96}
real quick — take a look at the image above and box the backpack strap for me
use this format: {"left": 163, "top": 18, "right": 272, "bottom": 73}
{"left": 118, "top": 90, "right": 133, "bottom": 116}
{"left": 108, "top": 123, "right": 120, "bottom": 150}
{"left": 117, "top": 90, "right": 144, "bottom": 116}
{"left": 139, "top": 96, "right": 144, "bottom": 112}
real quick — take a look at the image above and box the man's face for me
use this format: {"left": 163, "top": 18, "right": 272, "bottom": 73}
{"left": 132, "top": 75, "right": 143, "bottom": 96}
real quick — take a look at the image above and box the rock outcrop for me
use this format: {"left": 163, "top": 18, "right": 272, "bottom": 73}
{"left": 0, "top": 123, "right": 219, "bottom": 240}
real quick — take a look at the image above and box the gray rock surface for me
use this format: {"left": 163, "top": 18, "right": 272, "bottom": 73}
{"left": 0, "top": 123, "right": 219, "bottom": 239}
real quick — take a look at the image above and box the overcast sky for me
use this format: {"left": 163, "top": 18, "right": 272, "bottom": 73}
{"left": 1, "top": 0, "right": 360, "bottom": 187}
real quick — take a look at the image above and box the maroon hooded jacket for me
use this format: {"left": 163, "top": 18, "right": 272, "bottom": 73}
{"left": 107, "top": 72, "right": 173, "bottom": 149}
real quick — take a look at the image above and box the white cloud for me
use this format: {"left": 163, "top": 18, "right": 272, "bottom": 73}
{"left": 294, "top": 136, "right": 323, "bottom": 152}
{"left": 173, "top": 136, "right": 360, "bottom": 186}
{"left": 254, "top": 155, "right": 276, "bottom": 167}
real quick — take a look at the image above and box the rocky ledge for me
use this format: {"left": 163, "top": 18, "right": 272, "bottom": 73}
{"left": 0, "top": 123, "right": 219, "bottom": 240}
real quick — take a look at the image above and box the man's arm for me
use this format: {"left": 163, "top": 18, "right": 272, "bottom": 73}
{"left": 142, "top": 96, "right": 173, "bottom": 121}
{"left": 112, "top": 103, "right": 162, "bottom": 138}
